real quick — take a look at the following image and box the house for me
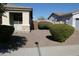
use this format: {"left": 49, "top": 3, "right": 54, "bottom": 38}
{"left": 48, "top": 10, "right": 79, "bottom": 30}
{"left": 0, "top": 4, "right": 33, "bottom": 32}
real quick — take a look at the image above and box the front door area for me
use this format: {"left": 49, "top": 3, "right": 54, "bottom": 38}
{"left": 9, "top": 12, "right": 23, "bottom": 31}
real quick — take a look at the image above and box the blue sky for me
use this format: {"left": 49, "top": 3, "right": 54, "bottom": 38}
{"left": 16, "top": 3, "right": 79, "bottom": 20}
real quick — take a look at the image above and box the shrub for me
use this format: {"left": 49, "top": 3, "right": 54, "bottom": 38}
{"left": 49, "top": 24, "right": 74, "bottom": 42}
{"left": 0, "top": 25, "right": 15, "bottom": 43}
{"left": 38, "top": 21, "right": 52, "bottom": 30}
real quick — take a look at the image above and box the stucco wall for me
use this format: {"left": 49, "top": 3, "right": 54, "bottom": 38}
{"left": 2, "top": 11, "right": 10, "bottom": 25}
{"left": 67, "top": 16, "right": 73, "bottom": 26}
{"left": 72, "top": 13, "right": 79, "bottom": 28}
{"left": 22, "top": 12, "right": 30, "bottom": 32}
{"left": 22, "top": 12, "right": 30, "bottom": 26}
{"left": 67, "top": 13, "right": 79, "bottom": 28}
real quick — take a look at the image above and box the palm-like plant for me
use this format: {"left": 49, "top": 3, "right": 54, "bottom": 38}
{"left": 0, "top": 3, "right": 6, "bottom": 16}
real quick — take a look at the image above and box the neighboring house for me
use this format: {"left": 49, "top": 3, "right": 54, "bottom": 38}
{"left": 48, "top": 10, "right": 79, "bottom": 30}
{"left": 0, "top": 4, "right": 33, "bottom": 32}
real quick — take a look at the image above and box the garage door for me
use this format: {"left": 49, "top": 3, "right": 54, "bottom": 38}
{"left": 76, "top": 18, "right": 79, "bottom": 30}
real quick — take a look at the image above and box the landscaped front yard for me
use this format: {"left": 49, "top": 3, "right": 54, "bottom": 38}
{"left": 0, "top": 29, "right": 79, "bottom": 53}
{"left": 13, "top": 30, "right": 79, "bottom": 48}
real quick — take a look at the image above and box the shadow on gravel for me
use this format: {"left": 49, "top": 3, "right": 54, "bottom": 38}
{"left": 0, "top": 36, "right": 27, "bottom": 54}
{"left": 46, "top": 35, "right": 59, "bottom": 42}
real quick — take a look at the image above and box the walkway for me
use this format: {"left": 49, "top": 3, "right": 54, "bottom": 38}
{"left": 0, "top": 45, "right": 79, "bottom": 56}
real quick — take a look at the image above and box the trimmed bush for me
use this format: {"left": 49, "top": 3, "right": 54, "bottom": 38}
{"left": 38, "top": 21, "right": 52, "bottom": 30}
{"left": 49, "top": 24, "right": 74, "bottom": 42}
{"left": 0, "top": 25, "right": 15, "bottom": 43}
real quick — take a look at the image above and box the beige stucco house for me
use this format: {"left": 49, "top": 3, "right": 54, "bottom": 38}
{"left": 0, "top": 4, "right": 33, "bottom": 32}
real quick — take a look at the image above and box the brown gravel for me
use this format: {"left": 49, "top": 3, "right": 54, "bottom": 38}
{"left": 13, "top": 30, "right": 79, "bottom": 48}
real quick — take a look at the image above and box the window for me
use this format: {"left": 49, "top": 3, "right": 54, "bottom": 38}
{"left": 13, "top": 13, "right": 22, "bottom": 24}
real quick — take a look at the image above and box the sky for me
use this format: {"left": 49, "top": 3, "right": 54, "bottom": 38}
{"left": 16, "top": 3, "right": 79, "bottom": 20}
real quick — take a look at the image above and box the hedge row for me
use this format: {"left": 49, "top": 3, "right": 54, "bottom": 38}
{"left": 38, "top": 21, "right": 52, "bottom": 30}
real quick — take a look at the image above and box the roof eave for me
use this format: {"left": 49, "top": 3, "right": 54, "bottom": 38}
{"left": 5, "top": 7, "right": 32, "bottom": 11}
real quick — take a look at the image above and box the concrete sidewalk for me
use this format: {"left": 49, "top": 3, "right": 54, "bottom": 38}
{"left": 0, "top": 45, "right": 79, "bottom": 56}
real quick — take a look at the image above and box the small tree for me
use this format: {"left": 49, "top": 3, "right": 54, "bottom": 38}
{"left": 38, "top": 16, "right": 45, "bottom": 20}
{"left": 0, "top": 3, "right": 6, "bottom": 16}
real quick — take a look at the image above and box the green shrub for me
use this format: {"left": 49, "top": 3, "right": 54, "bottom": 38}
{"left": 38, "top": 21, "right": 52, "bottom": 30}
{"left": 0, "top": 25, "right": 15, "bottom": 43}
{"left": 49, "top": 24, "right": 74, "bottom": 42}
